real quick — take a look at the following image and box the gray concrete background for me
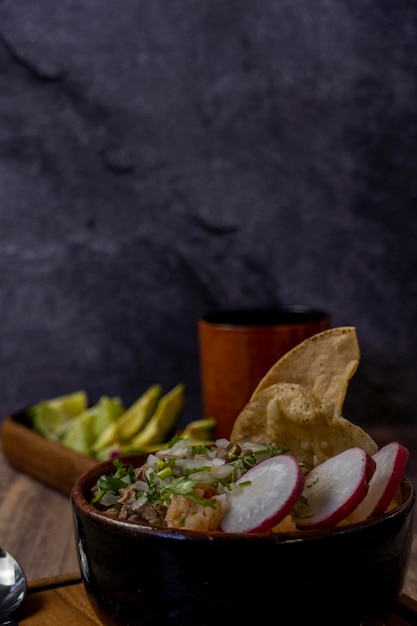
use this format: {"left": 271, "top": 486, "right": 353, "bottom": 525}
{"left": 0, "top": 1, "right": 416, "bottom": 429}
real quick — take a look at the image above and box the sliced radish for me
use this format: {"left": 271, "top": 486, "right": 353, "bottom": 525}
{"left": 219, "top": 455, "right": 304, "bottom": 533}
{"left": 349, "top": 441, "right": 409, "bottom": 523}
{"left": 295, "top": 447, "right": 376, "bottom": 529}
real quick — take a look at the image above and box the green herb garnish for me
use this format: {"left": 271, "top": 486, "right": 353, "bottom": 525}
{"left": 92, "top": 459, "right": 136, "bottom": 503}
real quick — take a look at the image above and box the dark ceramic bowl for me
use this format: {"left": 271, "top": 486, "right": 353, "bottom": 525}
{"left": 71, "top": 453, "right": 415, "bottom": 626}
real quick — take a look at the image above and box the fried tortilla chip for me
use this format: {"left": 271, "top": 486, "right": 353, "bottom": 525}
{"left": 231, "top": 382, "right": 377, "bottom": 469}
{"left": 250, "top": 326, "right": 360, "bottom": 413}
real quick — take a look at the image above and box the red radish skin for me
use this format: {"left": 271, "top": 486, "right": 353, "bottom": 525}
{"left": 349, "top": 442, "right": 409, "bottom": 523}
{"left": 219, "top": 455, "right": 304, "bottom": 533}
{"left": 295, "top": 447, "right": 376, "bottom": 529}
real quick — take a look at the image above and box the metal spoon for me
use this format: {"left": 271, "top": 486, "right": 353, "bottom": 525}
{"left": 0, "top": 548, "right": 27, "bottom": 626}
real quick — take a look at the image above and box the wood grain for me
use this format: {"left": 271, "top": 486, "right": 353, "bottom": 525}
{"left": 0, "top": 459, "right": 80, "bottom": 580}
{"left": 1, "top": 413, "right": 96, "bottom": 495}
{"left": 16, "top": 575, "right": 101, "bottom": 625}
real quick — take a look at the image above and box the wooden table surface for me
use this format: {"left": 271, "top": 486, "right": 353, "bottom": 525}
{"left": 0, "top": 425, "right": 416, "bottom": 601}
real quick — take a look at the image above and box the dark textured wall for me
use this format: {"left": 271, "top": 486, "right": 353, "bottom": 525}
{"left": 1, "top": 1, "right": 417, "bottom": 429}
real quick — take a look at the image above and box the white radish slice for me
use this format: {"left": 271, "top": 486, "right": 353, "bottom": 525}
{"left": 348, "top": 441, "right": 409, "bottom": 523}
{"left": 295, "top": 447, "right": 376, "bottom": 529}
{"left": 219, "top": 455, "right": 304, "bottom": 533}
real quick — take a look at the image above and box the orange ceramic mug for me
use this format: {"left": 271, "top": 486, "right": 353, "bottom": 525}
{"left": 198, "top": 306, "right": 331, "bottom": 441}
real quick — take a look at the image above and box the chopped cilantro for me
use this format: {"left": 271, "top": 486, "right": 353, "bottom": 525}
{"left": 168, "top": 433, "right": 182, "bottom": 447}
{"left": 230, "top": 445, "right": 286, "bottom": 473}
{"left": 91, "top": 459, "right": 136, "bottom": 503}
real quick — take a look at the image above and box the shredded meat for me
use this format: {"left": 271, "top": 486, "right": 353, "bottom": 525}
{"left": 119, "top": 501, "right": 168, "bottom": 527}
{"left": 215, "top": 441, "right": 242, "bottom": 461}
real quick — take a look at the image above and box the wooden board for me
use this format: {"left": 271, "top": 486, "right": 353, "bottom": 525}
{"left": 9, "top": 572, "right": 417, "bottom": 625}
{"left": 15, "top": 573, "right": 100, "bottom": 625}
{"left": 1, "top": 411, "right": 97, "bottom": 495}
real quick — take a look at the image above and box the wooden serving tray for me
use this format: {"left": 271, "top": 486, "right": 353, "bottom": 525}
{"left": 10, "top": 572, "right": 417, "bottom": 625}
{"left": 1, "top": 410, "right": 97, "bottom": 495}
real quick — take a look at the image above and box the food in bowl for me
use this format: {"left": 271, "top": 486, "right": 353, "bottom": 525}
{"left": 71, "top": 326, "right": 416, "bottom": 625}
{"left": 89, "top": 327, "right": 409, "bottom": 534}
{"left": 89, "top": 435, "right": 408, "bottom": 533}
{"left": 72, "top": 454, "right": 415, "bottom": 626}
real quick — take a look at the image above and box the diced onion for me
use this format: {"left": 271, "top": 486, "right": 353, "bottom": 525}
{"left": 215, "top": 438, "right": 229, "bottom": 448}
{"left": 100, "top": 491, "right": 120, "bottom": 507}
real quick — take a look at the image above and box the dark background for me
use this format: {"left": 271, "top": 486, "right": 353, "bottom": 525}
{"left": 1, "top": 1, "right": 416, "bottom": 429}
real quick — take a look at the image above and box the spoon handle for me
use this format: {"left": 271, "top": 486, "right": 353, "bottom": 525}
{"left": 0, "top": 620, "right": 18, "bottom": 625}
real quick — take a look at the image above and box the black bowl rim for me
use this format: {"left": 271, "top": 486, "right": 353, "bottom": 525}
{"left": 71, "top": 452, "right": 416, "bottom": 543}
